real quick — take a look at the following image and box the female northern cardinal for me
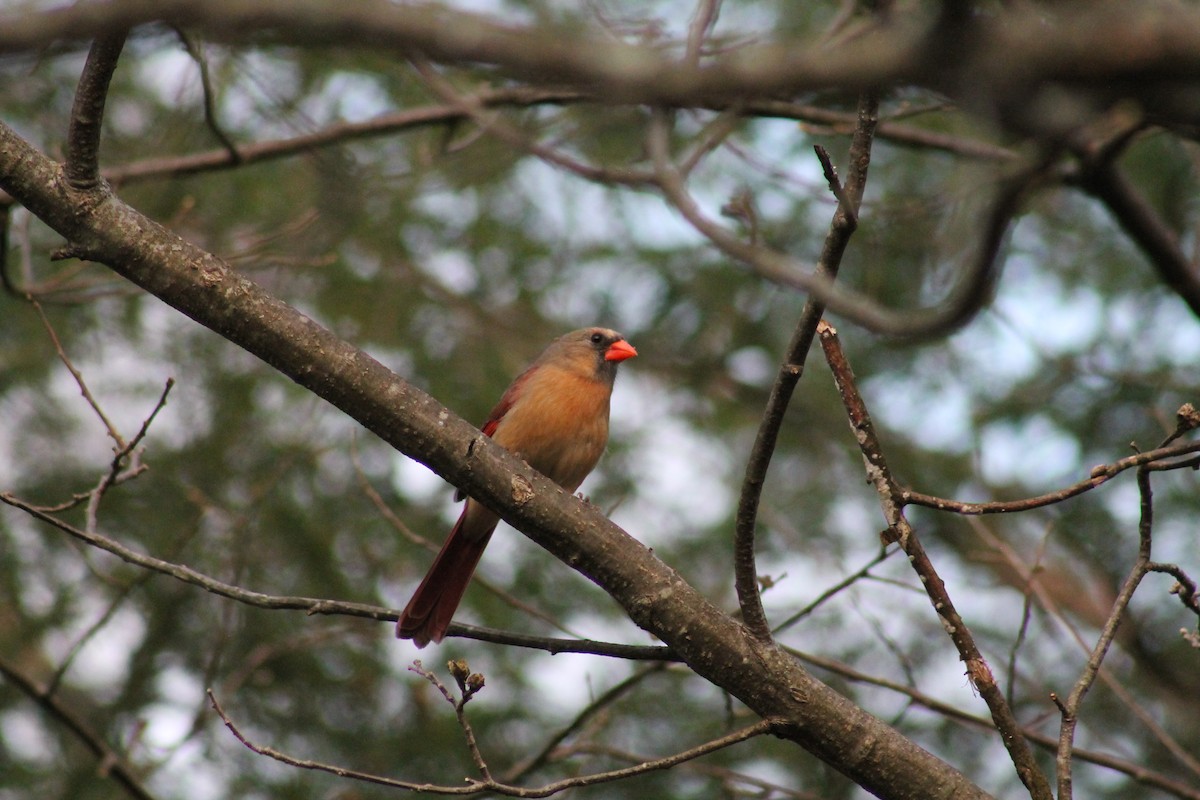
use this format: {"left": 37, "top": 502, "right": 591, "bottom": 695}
{"left": 397, "top": 327, "right": 637, "bottom": 647}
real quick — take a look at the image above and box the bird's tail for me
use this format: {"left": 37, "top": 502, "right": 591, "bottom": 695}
{"left": 396, "top": 508, "right": 496, "bottom": 648}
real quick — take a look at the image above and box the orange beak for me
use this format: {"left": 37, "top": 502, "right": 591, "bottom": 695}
{"left": 605, "top": 339, "right": 638, "bottom": 362}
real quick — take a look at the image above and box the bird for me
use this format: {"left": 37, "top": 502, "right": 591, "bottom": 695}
{"left": 397, "top": 326, "right": 637, "bottom": 647}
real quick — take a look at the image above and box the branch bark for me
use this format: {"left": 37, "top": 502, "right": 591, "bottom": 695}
{"left": 64, "top": 32, "right": 126, "bottom": 190}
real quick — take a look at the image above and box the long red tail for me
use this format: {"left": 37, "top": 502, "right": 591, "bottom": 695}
{"left": 397, "top": 504, "right": 498, "bottom": 647}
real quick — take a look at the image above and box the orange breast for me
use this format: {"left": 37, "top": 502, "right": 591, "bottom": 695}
{"left": 491, "top": 366, "right": 612, "bottom": 493}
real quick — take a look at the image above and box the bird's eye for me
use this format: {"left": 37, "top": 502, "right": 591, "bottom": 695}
{"left": 590, "top": 332, "right": 604, "bottom": 344}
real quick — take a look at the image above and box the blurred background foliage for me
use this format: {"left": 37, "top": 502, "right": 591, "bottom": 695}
{"left": 1, "top": 2, "right": 1199, "bottom": 799}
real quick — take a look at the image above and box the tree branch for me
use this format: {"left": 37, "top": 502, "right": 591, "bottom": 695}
{"left": 903, "top": 438, "right": 1200, "bottom": 515}
{"left": 19, "top": 94, "right": 1004, "bottom": 200}
{"left": 816, "top": 320, "right": 1053, "bottom": 800}
{"left": 8, "top": 1, "right": 1200, "bottom": 126}
{"left": 65, "top": 32, "right": 127, "bottom": 190}
{"left": 1075, "top": 150, "right": 1200, "bottom": 320}
{"left": 1054, "top": 465, "right": 1158, "bottom": 800}
{"left": 0, "top": 655, "right": 159, "bottom": 800}
{"left": 728, "top": 89, "right": 880, "bottom": 642}
{"left": 793, "top": 645, "right": 1200, "bottom": 800}
{"left": 209, "top": 686, "right": 772, "bottom": 797}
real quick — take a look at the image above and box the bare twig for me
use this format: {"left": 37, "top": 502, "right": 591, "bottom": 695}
{"left": 173, "top": 28, "right": 241, "bottom": 161}
{"left": 1147, "top": 562, "right": 1200, "bottom": 621}
{"left": 685, "top": 0, "right": 722, "bottom": 65}
{"left": 29, "top": 295, "right": 125, "bottom": 449}
{"left": 1, "top": 494, "right": 397, "bottom": 620}
{"left": 772, "top": 546, "right": 892, "bottom": 635}
{"left": 46, "top": 566, "right": 156, "bottom": 695}
{"left": 1054, "top": 465, "right": 1157, "bottom": 800}
{"left": 720, "top": 88, "right": 879, "bottom": 642}
{"left": 410, "top": 57, "right": 655, "bottom": 187}
{"left": 1074, "top": 138, "right": 1200, "bottom": 320}
{"left": 445, "top": 623, "right": 675, "bottom": 660}
{"left": 904, "top": 438, "right": 1200, "bottom": 515}
{"left": 816, "top": 320, "right": 1053, "bottom": 800}
{"left": 566, "top": 741, "right": 826, "bottom": 799}
{"left": 97, "top": 87, "right": 585, "bottom": 187}
{"left": 647, "top": 87, "right": 1026, "bottom": 337}
{"left": 505, "top": 662, "right": 669, "bottom": 782}
{"left": 813, "top": 143, "right": 858, "bottom": 227}
{"left": 3, "top": 492, "right": 682, "bottom": 660}
{"left": 31, "top": 92, "right": 1012, "bottom": 199}
{"left": 412, "top": 660, "right": 492, "bottom": 781}
{"left": 792, "top": 643, "right": 1200, "bottom": 800}
{"left": 968, "top": 517, "right": 1200, "bottom": 781}
{"left": 85, "top": 379, "right": 173, "bottom": 533}
{"left": 65, "top": 32, "right": 127, "bottom": 190}
{"left": 1003, "top": 529, "right": 1049, "bottom": 709}
{"left": 678, "top": 108, "right": 742, "bottom": 177}
{"left": 0, "top": 655, "right": 159, "bottom": 800}
{"left": 208, "top": 686, "right": 771, "bottom": 797}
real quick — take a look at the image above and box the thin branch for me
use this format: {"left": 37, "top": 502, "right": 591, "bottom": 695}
{"left": 173, "top": 28, "right": 241, "bottom": 161}
{"left": 968, "top": 516, "right": 1200, "bottom": 782}
{"left": 789, "top": 103, "right": 1017, "bottom": 161}
{"left": 411, "top": 661, "right": 492, "bottom": 781}
{"left": 1073, "top": 138, "right": 1200, "bottom": 320}
{"left": 65, "top": 32, "right": 127, "bottom": 190}
{"left": 446, "top": 623, "right": 676, "bottom": 660}
{"left": 1003, "top": 529, "right": 1048, "bottom": 710}
{"left": 409, "top": 57, "right": 654, "bottom": 187}
{"left": 351, "top": 443, "right": 586, "bottom": 639}
{"left": 791, "top": 645, "right": 1200, "bottom": 800}
{"left": 903, "top": 438, "right": 1200, "bottom": 515}
{"left": 772, "top": 546, "right": 892, "bottom": 635}
{"left": 566, "top": 741, "right": 827, "bottom": 799}
{"left": 648, "top": 86, "right": 1027, "bottom": 338}
{"left": 1147, "top": 562, "right": 1200, "bottom": 621}
{"left": 35, "top": 93, "right": 1009, "bottom": 199}
{"left": 685, "top": 0, "right": 722, "bottom": 65}
{"left": 3, "top": 492, "right": 682, "bottom": 660}
{"left": 816, "top": 320, "right": 1053, "bottom": 800}
{"left": 813, "top": 143, "right": 858, "bottom": 228}
{"left": 0, "top": 494, "right": 397, "bottom": 621}
{"left": 0, "top": 655, "right": 159, "bottom": 800}
{"left": 1054, "top": 465, "right": 1157, "bottom": 800}
{"left": 505, "top": 662, "right": 669, "bottom": 782}
{"left": 98, "top": 87, "right": 586, "bottom": 186}
{"left": 722, "top": 88, "right": 879, "bottom": 642}
{"left": 46, "top": 565, "right": 157, "bottom": 695}
{"left": 209, "top": 687, "right": 771, "bottom": 797}
{"left": 678, "top": 108, "right": 743, "bottom": 177}
{"left": 86, "top": 378, "right": 173, "bottom": 533}
{"left": 29, "top": 295, "right": 126, "bottom": 449}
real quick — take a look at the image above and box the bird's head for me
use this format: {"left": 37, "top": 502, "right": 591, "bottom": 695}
{"left": 546, "top": 327, "right": 637, "bottom": 382}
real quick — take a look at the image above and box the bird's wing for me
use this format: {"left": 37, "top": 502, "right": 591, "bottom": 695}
{"left": 480, "top": 363, "right": 539, "bottom": 438}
